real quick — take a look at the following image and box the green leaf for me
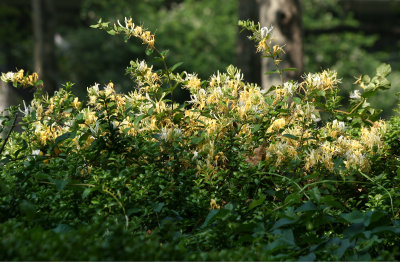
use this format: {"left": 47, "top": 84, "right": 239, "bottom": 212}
{"left": 19, "top": 200, "right": 35, "bottom": 218}
{"left": 292, "top": 97, "right": 302, "bottom": 104}
{"left": 362, "top": 75, "right": 371, "bottom": 83}
{"left": 14, "top": 139, "right": 27, "bottom": 158}
{"left": 145, "top": 48, "right": 154, "bottom": 56}
{"left": 283, "top": 68, "right": 297, "bottom": 72}
{"left": 251, "top": 124, "right": 262, "bottom": 133}
{"left": 191, "top": 136, "right": 204, "bottom": 145}
{"left": 0, "top": 157, "right": 10, "bottom": 165}
{"left": 271, "top": 218, "right": 298, "bottom": 230}
{"left": 201, "top": 209, "right": 219, "bottom": 228}
{"left": 334, "top": 238, "right": 353, "bottom": 259}
{"left": 265, "top": 70, "right": 280, "bottom": 75}
{"left": 284, "top": 193, "right": 301, "bottom": 205}
{"left": 133, "top": 114, "right": 146, "bottom": 128}
{"left": 107, "top": 30, "right": 116, "bottom": 35}
{"left": 282, "top": 134, "right": 299, "bottom": 140}
{"left": 321, "top": 195, "right": 343, "bottom": 210}
{"left": 341, "top": 210, "right": 364, "bottom": 224}
{"left": 298, "top": 253, "right": 316, "bottom": 261}
{"left": 377, "top": 78, "right": 391, "bottom": 90}
{"left": 249, "top": 195, "right": 266, "bottom": 210}
{"left": 361, "top": 89, "right": 377, "bottom": 98}
{"left": 54, "top": 131, "right": 76, "bottom": 146}
{"left": 53, "top": 224, "right": 74, "bottom": 233}
{"left": 376, "top": 63, "right": 391, "bottom": 77}
{"left": 55, "top": 179, "right": 68, "bottom": 191}
{"left": 154, "top": 202, "right": 165, "bottom": 213}
{"left": 82, "top": 188, "right": 93, "bottom": 199}
{"left": 310, "top": 187, "right": 321, "bottom": 203}
{"left": 160, "top": 50, "right": 169, "bottom": 57}
{"left": 170, "top": 62, "right": 183, "bottom": 72}
{"left": 295, "top": 201, "right": 318, "bottom": 212}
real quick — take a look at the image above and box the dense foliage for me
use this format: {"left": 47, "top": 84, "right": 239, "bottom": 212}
{"left": 1, "top": 18, "right": 400, "bottom": 260}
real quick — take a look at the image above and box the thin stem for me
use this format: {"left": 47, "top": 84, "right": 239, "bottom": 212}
{"left": 256, "top": 171, "right": 310, "bottom": 200}
{"left": 154, "top": 47, "right": 174, "bottom": 111}
{"left": 102, "top": 187, "right": 129, "bottom": 228}
{"left": 335, "top": 98, "right": 365, "bottom": 115}
{"left": 39, "top": 180, "right": 129, "bottom": 227}
{"left": 359, "top": 171, "right": 394, "bottom": 217}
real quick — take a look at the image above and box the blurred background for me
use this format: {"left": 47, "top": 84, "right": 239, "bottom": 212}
{"left": 1, "top": 0, "right": 399, "bottom": 117}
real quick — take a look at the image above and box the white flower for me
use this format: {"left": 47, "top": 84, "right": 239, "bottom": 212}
{"left": 235, "top": 72, "right": 243, "bottom": 81}
{"left": 283, "top": 82, "right": 298, "bottom": 95}
{"left": 20, "top": 100, "right": 32, "bottom": 116}
{"left": 260, "top": 26, "right": 273, "bottom": 39}
{"left": 160, "top": 127, "right": 168, "bottom": 141}
{"left": 332, "top": 119, "right": 346, "bottom": 132}
{"left": 1, "top": 72, "right": 15, "bottom": 82}
{"left": 350, "top": 90, "right": 361, "bottom": 100}
{"left": 137, "top": 60, "right": 148, "bottom": 73}
{"left": 87, "top": 83, "right": 100, "bottom": 95}
{"left": 32, "top": 150, "right": 41, "bottom": 156}
{"left": 192, "top": 150, "right": 198, "bottom": 160}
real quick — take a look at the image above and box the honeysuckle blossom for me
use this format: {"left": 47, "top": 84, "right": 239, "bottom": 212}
{"left": 260, "top": 25, "right": 273, "bottom": 39}
{"left": 350, "top": 90, "right": 361, "bottom": 100}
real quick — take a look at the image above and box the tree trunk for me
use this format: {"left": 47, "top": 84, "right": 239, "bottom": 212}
{"left": 32, "top": 0, "right": 57, "bottom": 95}
{"left": 236, "top": 0, "right": 261, "bottom": 86}
{"left": 259, "top": 0, "right": 303, "bottom": 89}
{"left": 0, "top": 82, "right": 19, "bottom": 113}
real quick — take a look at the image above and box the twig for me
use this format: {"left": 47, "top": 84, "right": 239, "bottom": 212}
{"left": 0, "top": 112, "right": 18, "bottom": 155}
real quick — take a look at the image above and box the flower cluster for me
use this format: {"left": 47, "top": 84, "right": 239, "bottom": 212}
{"left": 302, "top": 70, "right": 341, "bottom": 92}
{"left": 1, "top": 70, "right": 39, "bottom": 88}
{"left": 91, "top": 17, "right": 155, "bottom": 49}
{"left": 1, "top": 18, "right": 390, "bottom": 182}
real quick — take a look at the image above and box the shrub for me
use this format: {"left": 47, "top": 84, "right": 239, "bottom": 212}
{"left": 1, "top": 18, "right": 399, "bottom": 260}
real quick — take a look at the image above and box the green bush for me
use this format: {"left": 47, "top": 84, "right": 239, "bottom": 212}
{"left": 1, "top": 18, "right": 400, "bottom": 260}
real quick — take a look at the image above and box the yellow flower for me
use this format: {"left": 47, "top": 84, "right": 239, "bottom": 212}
{"left": 15, "top": 69, "right": 24, "bottom": 80}
{"left": 210, "top": 199, "right": 220, "bottom": 210}
{"left": 104, "top": 82, "right": 115, "bottom": 97}
{"left": 83, "top": 108, "right": 97, "bottom": 125}
{"left": 133, "top": 26, "right": 143, "bottom": 36}
{"left": 89, "top": 95, "right": 97, "bottom": 105}
{"left": 184, "top": 73, "right": 201, "bottom": 91}
{"left": 257, "top": 39, "right": 268, "bottom": 53}
{"left": 267, "top": 118, "right": 286, "bottom": 133}
{"left": 72, "top": 97, "right": 81, "bottom": 109}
